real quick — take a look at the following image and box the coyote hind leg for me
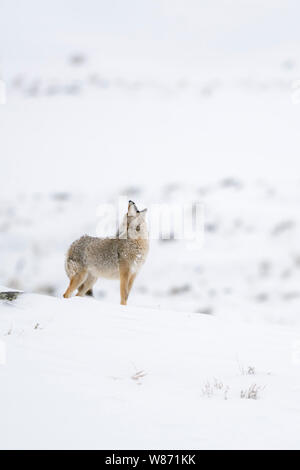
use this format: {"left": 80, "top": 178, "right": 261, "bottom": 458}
{"left": 63, "top": 270, "right": 87, "bottom": 298}
{"left": 76, "top": 274, "right": 97, "bottom": 297}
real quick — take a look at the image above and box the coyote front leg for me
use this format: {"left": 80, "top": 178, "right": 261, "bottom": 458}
{"left": 120, "top": 265, "right": 130, "bottom": 305}
{"left": 126, "top": 273, "right": 137, "bottom": 302}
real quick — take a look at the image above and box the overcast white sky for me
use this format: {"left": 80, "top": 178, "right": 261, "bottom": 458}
{"left": 0, "top": 0, "right": 299, "bottom": 74}
{"left": 0, "top": 1, "right": 299, "bottom": 192}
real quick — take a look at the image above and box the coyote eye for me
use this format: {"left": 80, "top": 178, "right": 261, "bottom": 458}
{"left": 136, "top": 225, "right": 140, "bottom": 232}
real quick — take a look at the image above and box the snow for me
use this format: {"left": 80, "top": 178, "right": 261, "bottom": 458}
{"left": 1, "top": 0, "right": 300, "bottom": 450}
{"left": 0, "top": 291, "right": 300, "bottom": 450}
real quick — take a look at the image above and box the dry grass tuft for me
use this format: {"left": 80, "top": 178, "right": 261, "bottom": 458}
{"left": 240, "top": 383, "right": 265, "bottom": 400}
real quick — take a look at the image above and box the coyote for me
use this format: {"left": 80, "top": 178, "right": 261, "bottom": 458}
{"left": 63, "top": 201, "right": 149, "bottom": 305}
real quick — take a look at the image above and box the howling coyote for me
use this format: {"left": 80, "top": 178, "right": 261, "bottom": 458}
{"left": 63, "top": 201, "right": 149, "bottom": 305}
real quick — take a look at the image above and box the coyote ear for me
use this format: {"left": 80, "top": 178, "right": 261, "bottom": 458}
{"left": 139, "top": 208, "right": 147, "bottom": 218}
{"left": 128, "top": 200, "right": 138, "bottom": 217}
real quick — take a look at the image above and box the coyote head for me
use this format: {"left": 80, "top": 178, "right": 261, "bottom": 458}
{"left": 118, "top": 200, "right": 148, "bottom": 240}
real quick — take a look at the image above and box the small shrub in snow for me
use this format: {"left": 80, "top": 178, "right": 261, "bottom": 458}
{"left": 247, "top": 366, "right": 256, "bottom": 375}
{"left": 131, "top": 370, "right": 147, "bottom": 384}
{"left": 201, "top": 381, "right": 214, "bottom": 398}
{"left": 213, "top": 378, "right": 224, "bottom": 390}
{"left": 237, "top": 358, "right": 256, "bottom": 376}
{"left": 201, "top": 379, "right": 229, "bottom": 400}
{"left": 0, "top": 291, "right": 22, "bottom": 301}
{"left": 240, "top": 384, "right": 264, "bottom": 400}
{"left": 224, "top": 386, "right": 230, "bottom": 401}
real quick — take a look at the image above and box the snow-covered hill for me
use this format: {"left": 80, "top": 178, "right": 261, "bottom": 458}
{"left": 0, "top": 290, "right": 300, "bottom": 449}
{"left": 1, "top": 0, "right": 300, "bottom": 450}
{"left": 1, "top": 180, "right": 300, "bottom": 325}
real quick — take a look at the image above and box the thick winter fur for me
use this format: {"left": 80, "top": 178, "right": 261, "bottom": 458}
{"left": 63, "top": 201, "right": 149, "bottom": 305}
